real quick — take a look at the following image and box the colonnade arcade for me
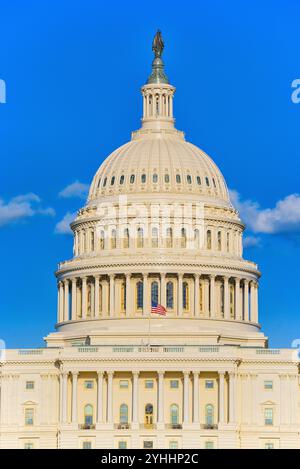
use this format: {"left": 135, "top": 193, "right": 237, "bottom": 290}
{"left": 57, "top": 272, "right": 258, "bottom": 324}
{"left": 59, "top": 370, "right": 237, "bottom": 428}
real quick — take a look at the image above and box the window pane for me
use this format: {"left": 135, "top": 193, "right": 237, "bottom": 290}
{"left": 264, "top": 380, "right": 273, "bottom": 390}
{"left": 151, "top": 282, "right": 158, "bottom": 304}
{"left": 26, "top": 381, "right": 34, "bottom": 390}
{"left": 83, "top": 441, "right": 92, "bottom": 449}
{"left": 84, "top": 380, "right": 94, "bottom": 389}
{"left": 119, "top": 380, "right": 129, "bottom": 389}
{"left": 145, "top": 380, "right": 154, "bottom": 389}
{"left": 136, "top": 281, "right": 143, "bottom": 309}
{"left": 170, "top": 379, "right": 179, "bottom": 389}
{"left": 205, "top": 380, "right": 214, "bottom": 389}
{"left": 166, "top": 282, "right": 174, "bottom": 309}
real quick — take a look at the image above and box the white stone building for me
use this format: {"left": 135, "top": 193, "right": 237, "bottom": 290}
{"left": 0, "top": 32, "right": 299, "bottom": 449}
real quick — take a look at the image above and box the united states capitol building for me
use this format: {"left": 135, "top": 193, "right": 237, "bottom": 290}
{"left": 1, "top": 32, "right": 299, "bottom": 449}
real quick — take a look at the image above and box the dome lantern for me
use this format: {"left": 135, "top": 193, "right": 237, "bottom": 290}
{"left": 141, "top": 30, "right": 176, "bottom": 131}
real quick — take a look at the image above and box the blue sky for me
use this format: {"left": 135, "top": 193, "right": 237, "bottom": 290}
{"left": 0, "top": 0, "right": 299, "bottom": 348}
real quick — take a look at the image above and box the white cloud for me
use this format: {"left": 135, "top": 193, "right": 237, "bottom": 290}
{"left": 0, "top": 193, "right": 55, "bottom": 227}
{"left": 230, "top": 190, "right": 300, "bottom": 235}
{"left": 55, "top": 211, "right": 76, "bottom": 235}
{"left": 243, "top": 236, "right": 261, "bottom": 248}
{"left": 59, "top": 180, "right": 89, "bottom": 199}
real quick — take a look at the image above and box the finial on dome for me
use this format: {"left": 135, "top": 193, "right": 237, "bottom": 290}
{"left": 147, "top": 30, "right": 169, "bottom": 85}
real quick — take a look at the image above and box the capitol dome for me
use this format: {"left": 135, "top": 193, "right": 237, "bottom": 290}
{"left": 47, "top": 31, "right": 266, "bottom": 349}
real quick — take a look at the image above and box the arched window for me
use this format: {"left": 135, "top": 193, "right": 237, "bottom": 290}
{"left": 181, "top": 228, "right": 187, "bottom": 248}
{"left": 111, "top": 176, "right": 115, "bottom": 186}
{"left": 170, "top": 404, "right": 179, "bottom": 425}
{"left": 166, "top": 281, "right": 174, "bottom": 309}
{"left": 226, "top": 232, "right": 230, "bottom": 252}
{"left": 97, "top": 177, "right": 101, "bottom": 188}
{"left": 194, "top": 229, "right": 199, "bottom": 249}
{"left": 176, "top": 174, "right": 181, "bottom": 184}
{"left": 205, "top": 404, "right": 214, "bottom": 426}
{"left": 217, "top": 231, "right": 222, "bottom": 251}
{"left": 120, "top": 174, "right": 125, "bottom": 185}
{"left": 199, "top": 282, "right": 203, "bottom": 312}
{"left": 141, "top": 173, "right": 146, "bottom": 183}
{"left": 84, "top": 405, "right": 93, "bottom": 426}
{"left": 207, "top": 230, "right": 212, "bottom": 250}
{"left": 130, "top": 174, "right": 135, "bottom": 184}
{"left": 151, "top": 227, "right": 159, "bottom": 247}
{"left": 151, "top": 281, "right": 159, "bottom": 305}
{"left": 220, "top": 284, "right": 224, "bottom": 315}
{"left": 205, "top": 177, "right": 210, "bottom": 187}
{"left": 90, "top": 230, "right": 95, "bottom": 251}
{"left": 166, "top": 227, "right": 173, "bottom": 248}
{"left": 111, "top": 229, "right": 117, "bottom": 249}
{"left": 153, "top": 173, "right": 158, "bottom": 183}
{"left": 187, "top": 175, "right": 192, "bottom": 184}
{"left": 100, "top": 230, "right": 105, "bottom": 250}
{"left": 230, "top": 283, "right": 235, "bottom": 318}
{"left": 120, "top": 281, "right": 126, "bottom": 312}
{"left": 136, "top": 281, "right": 143, "bottom": 310}
{"left": 119, "top": 404, "right": 128, "bottom": 424}
{"left": 164, "top": 174, "right": 170, "bottom": 183}
{"left": 123, "top": 228, "right": 129, "bottom": 248}
{"left": 196, "top": 176, "right": 201, "bottom": 185}
{"left": 137, "top": 227, "right": 144, "bottom": 248}
{"left": 213, "top": 178, "right": 216, "bottom": 188}
{"left": 145, "top": 403, "right": 153, "bottom": 426}
{"left": 103, "top": 177, "right": 107, "bottom": 188}
{"left": 183, "top": 282, "right": 189, "bottom": 310}
{"left": 82, "top": 231, "right": 86, "bottom": 253}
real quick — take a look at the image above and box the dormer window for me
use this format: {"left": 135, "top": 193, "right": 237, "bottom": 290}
{"left": 130, "top": 174, "right": 135, "bottom": 184}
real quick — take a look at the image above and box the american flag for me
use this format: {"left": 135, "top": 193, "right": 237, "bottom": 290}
{"left": 151, "top": 302, "right": 167, "bottom": 316}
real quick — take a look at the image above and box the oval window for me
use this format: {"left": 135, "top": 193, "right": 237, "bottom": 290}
{"left": 130, "top": 174, "right": 135, "bottom": 184}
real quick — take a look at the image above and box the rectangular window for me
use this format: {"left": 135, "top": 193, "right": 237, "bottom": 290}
{"left": 169, "top": 441, "right": 178, "bottom": 449}
{"left": 26, "top": 381, "right": 34, "bottom": 390}
{"left": 143, "top": 441, "right": 153, "bottom": 449}
{"left": 264, "top": 408, "right": 273, "bottom": 426}
{"left": 205, "top": 380, "right": 214, "bottom": 389}
{"left": 24, "top": 442, "right": 34, "bottom": 449}
{"left": 119, "top": 380, "right": 129, "bottom": 389}
{"left": 145, "top": 380, "right": 154, "bottom": 389}
{"left": 265, "top": 442, "right": 274, "bottom": 449}
{"left": 264, "top": 380, "right": 273, "bottom": 390}
{"left": 170, "top": 380, "right": 179, "bottom": 389}
{"left": 118, "top": 441, "right": 127, "bottom": 449}
{"left": 205, "top": 441, "right": 214, "bottom": 449}
{"left": 84, "top": 380, "right": 94, "bottom": 389}
{"left": 82, "top": 441, "right": 92, "bottom": 449}
{"left": 25, "top": 408, "right": 34, "bottom": 426}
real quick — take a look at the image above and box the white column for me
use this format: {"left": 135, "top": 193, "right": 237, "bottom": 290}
{"left": 177, "top": 274, "right": 183, "bottom": 316}
{"left": 143, "top": 273, "right": 148, "bottom": 316}
{"left": 132, "top": 372, "right": 139, "bottom": 425}
{"left": 250, "top": 281, "right": 256, "bottom": 322}
{"left": 209, "top": 275, "right": 216, "bottom": 318}
{"left": 228, "top": 372, "right": 236, "bottom": 424}
{"left": 193, "top": 372, "right": 199, "bottom": 423}
{"left": 252, "top": 282, "right": 258, "bottom": 323}
{"left": 161, "top": 273, "right": 166, "bottom": 307}
{"left": 71, "top": 278, "right": 77, "bottom": 320}
{"left": 251, "top": 373, "right": 257, "bottom": 424}
{"left": 57, "top": 283, "right": 60, "bottom": 323}
{"left": 81, "top": 277, "right": 87, "bottom": 319}
{"left": 243, "top": 280, "right": 249, "bottom": 321}
{"left": 194, "top": 274, "right": 200, "bottom": 317}
{"left": 60, "top": 372, "right": 68, "bottom": 424}
{"left": 97, "top": 372, "right": 103, "bottom": 424}
{"left": 125, "top": 273, "right": 131, "bottom": 317}
{"left": 157, "top": 371, "right": 164, "bottom": 424}
{"left": 107, "top": 372, "right": 113, "bottom": 424}
{"left": 71, "top": 372, "right": 78, "bottom": 424}
{"left": 224, "top": 276, "right": 230, "bottom": 320}
{"left": 289, "top": 374, "right": 298, "bottom": 425}
{"left": 94, "top": 276, "right": 100, "bottom": 318}
{"left": 204, "top": 278, "right": 210, "bottom": 318}
{"left": 218, "top": 372, "right": 225, "bottom": 424}
{"left": 183, "top": 371, "right": 190, "bottom": 424}
{"left": 64, "top": 280, "right": 69, "bottom": 321}
{"left": 235, "top": 278, "right": 241, "bottom": 320}
{"left": 109, "top": 275, "right": 115, "bottom": 317}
